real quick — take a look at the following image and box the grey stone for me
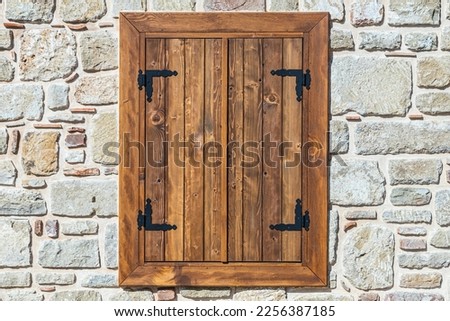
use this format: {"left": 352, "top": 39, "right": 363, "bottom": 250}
{"left": 180, "top": 288, "right": 231, "bottom": 299}
{"left": 0, "top": 129, "right": 7, "bottom": 154}
{"left": 75, "top": 75, "right": 118, "bottom": 105}
{"left": 45, "top": 220, "right": 59, "bottom": 238}
{"left": 389, "top": 159, "right": 442, "bottom": 185}
{"left": 80, "top": 31, "right": 118, "bottom": 72}
{"left": 61, "top": 221, "right": 98, "bottom": 235}
{"left": 47, "top": 83, "right": 69, "bottom": 111}
{"left": 105, "top": 223, "right": 118, "bottom": 268}
{"left": 359, "top": 31, "right": 401, "bottom": 51}
{"left": 51, "top": 179, "right": 117, "bottom": 217}
{"left": 330, "top": 29, "right": 354, "bottom": 51}
{"left": 22, "top": 132, "right": 60, "bottom": 176}
{"left": 330, "top": 120, "right": 348, "bottom": 154}
{"left": 38, "top": 239, "right": 100, "bottom": 268}
{"left": 436, "top": 190, "right": 450, "bottom": 226}
{"left": 390, "top": 188, "right": 431, "bottom": 206}
{"left": 204, "top": 0, "right": 263, "bottom": 11}
{"left": 292, "top": 294, "right": 353, "bottom": 301}
{"left": 398, "top": 253, "right": 450, "bottom": 269}
{"left": 0, "top": 30, "right": 13, "bottom": 50}
{"left": 36, "top": 273, "right": 76, "bottom": 285}
{"left": 48, "top": 113, "right": 85, "bottom": 123}
{"left": 0, "top": 220, "right": 31, "bottom": 267}
{"left": 81, "top": 274, "right": 118, "bottom": 288}
{"left": 92, "top": 112, "right": 118, "bottom": 165}
{"left": 400, "top": 273, "right": 442, "bottom": 289}
{"left": 350, "top": 0, "right": 384, "bottom": 26}
{"left": 301, "top": 0, "right": 344, "bottom": 21}
{"left": 385, "top": 292, "right": 444, "bottom": 301}
{"left": 329, "top": 210, "right": 338, "bottom": 265}
{"left": 330, "top": 158, "right": 385, "bottom": 206}
{"left": 400, "top": 238, "right": 427, "bottom": 251}
{"left": 388, "top": 0, "right": 440, "bottom": 26}
{"left": 22, "top": 179, "right": 46, "bottom": 189}
{"left": 417, "top": 56, "right": 450, "bottom": 88}
{"left": 0, "top": 161, "right": 17, "bottom": 186}
{"left": 4, "top": 290, "right": 44, "bottom": 301}
{"left": 0, "top": 272, "right": 31, "bottom": 288}
{"left": 60, "top": 0, "right": 106, "bottom": 23}
{"left": 20, "top": 29, "right": 77, "bottom": 81}
{"left": 442, "top": 26, "right": 450, "bottom": 50}
{"left": 5, "top": 0, "right": 55, "bottom": 23}
{"left": 50, "top": 290, "right": 102, "bottom": 301}
{"left": 343, "top": 226, "right": 394, "bottom": 290}
{"left": 329, "top": 271, "right": 337, "bottom": 289}
{"left": 397, "top": 226, "right": 427, "bottom": 236}
{"left": 268, "top": 0, "right": 298, "bottom": 11}
{"left": 0, "top": 84, "right": 44, "bottom": 121}
{"left": 332, "top": 57, "right": 411, "bottom": 116}
{"left": 430, "top": 229, "right": 450, "bottom": 248}
{"left": 358, "top": 293, "right": 380, "bottom": 301}
{"left": 65, "top": 150, "right": 86, "bottom": 164}
{"left": 0, "top": 189, "right": 47, "bottom": 216}
{"left": 355, "top": 122, "right": 450, "bottom": 155}
{"left": 405, "top": 32, "right": 437, "bottom": 51}
{"left": 234, "top": 289, "right": 286, "bottom": 301}
{"left": 417, "top": 92, "right": 450, "bottom": 115}
{"left": 0, "top": 56, "right": 14, "bottom": 82}
{"left": 383, "top": 210, "right": 432, "bottom": 224}
{"left": 110, "top": 291, "right": 154, "bottom": 301}
{"left": 345, "top": 210, "right": 377, "bottom": 220}
{"left": 112, "top": 0, "right": 146, "bottom": 17}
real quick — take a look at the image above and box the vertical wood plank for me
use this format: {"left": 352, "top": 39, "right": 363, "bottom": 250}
{"left": 204, "top": 39, "right": 223, "bottom": 261}
{"left": 227, "top": 39, "right": 244, "bottom": 262}
{"left": 144, "top": 39, "right": 166, "bottom": 262}
{"left": 165, "top": 39, "right": 185, "bottom": 261}
{"left": 282, "top": 38, "right": 303, "bottom": 262}
{"left": 261, "top": 39, "right": 283, "bottom": 262}
{"left": 184, "top": 39, "right": 205, "bottom": 261}
{"left": 242, "top": 39, "right": 263, "bottom": 261}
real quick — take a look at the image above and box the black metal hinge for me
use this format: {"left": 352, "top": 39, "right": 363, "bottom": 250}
{"left": 271, "top": 69, "right": 311, "bottom": 101}
{"left": 270, "top": 199, "right": 310, "bottom": 232}
{"left": 137, "top": 198, "right": 177, "bottom": 232}
{"left": 137, "top": 69, "right": 178, "bottom": 102}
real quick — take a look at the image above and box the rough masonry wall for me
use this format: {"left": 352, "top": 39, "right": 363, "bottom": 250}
{"left": 0, "top": 0, "right": 449, "bottom": 301}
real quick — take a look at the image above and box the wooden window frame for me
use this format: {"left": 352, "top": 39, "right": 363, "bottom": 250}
{"left": 119, "top": 12, "right": 329, "bottom": 287}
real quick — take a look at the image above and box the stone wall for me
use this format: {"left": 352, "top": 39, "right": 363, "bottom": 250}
{"left": 0, "top": 0, "right": 449, "bottom": 301}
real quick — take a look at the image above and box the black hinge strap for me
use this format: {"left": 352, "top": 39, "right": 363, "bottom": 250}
{"left": 137, "top": 198, "right": 177, "bottom": 232}
{"left": 138, "top": 69, "right": 178, "bottom": 102}
{"left": 271, "top": 69, "right": 311, "bottom": 101}
{"left": 269, "top": 199, "right": 310, "bottom": 231}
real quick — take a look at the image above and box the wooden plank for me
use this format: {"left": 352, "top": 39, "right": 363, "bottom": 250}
{"left": 281, "top": 38, "right": 303, "bottom": 262}
{"left": 204, "top": 39, "right": 223, "bottom": 262}
{"left": 144, "top": 32, "right": 305, "bottom": 39}
{"left": 184, "top": 39, "right": 205, "bottom": 261}
{"left": 242, "top": 39, "right": 263, "bottom": 261}
{"left": 227, "top": 39, "right": 244, "bottom": 262}
{"left": 165, "top": 39, "right": 185, "bottom": 261}
{"left": 261, "top": 39, "right": 283, "bottom": 262}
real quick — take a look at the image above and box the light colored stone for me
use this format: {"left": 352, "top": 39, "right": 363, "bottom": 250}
{"left": 358, "top": 293, "right": 380, "bottom": 301}
{"left": 0, "top": 161, "right": 16, "bottom": 186}
{"left": 343, "top": 226, "right": 394, "bottom": 290}
{"left": 20, "top": 29, "right": 77, "bottom": 81}
{"left": 61, "top": 221, "right": 98, "bottom": 235}
{"left": 398, "top": 253, "right": 450, "bottom": 269}
{"left": 110, "top": 291, "right": 154, "bottom": 301}
{"left": 442, "top": 26, "right": 450, "bottom": 50}
{"left": 155, "top": 289, "right": 176, "bottom": 301}
{"left": 204, "top": 0, "right": 263, "bottom": 11}
{"left": 48, "top": 113, "right": 84, "bottom": 123}
{"left": 75, "top": 75, "right": 118, "bottom": 105}
{"left": 50, "top": 290, "right": 102, "bottom": 301}
{"left": 180, "top": 288, "right": 231, "bottom": 299}
{"left": 47, "top": 83, "right": 69, "bottom": 111}
{"left": 390, "top": 188, "right": 431, "bottom": 206}
{"left": 345, "top": 210, "right": 377, "bottom": 220}
{"left": 81, "top": 274, "right": 118, "bottom": 288}
{"left": 383, "top": 210, "right": 431, "bottom": 224}
{"left": 60, "top": 0, "right": 106, "bottom": 23}
{"left": 36, "top": 273, "right": 76, "bottom": 285}
{"left": 0, "top": 272, "right": 31, "bottom": 288}
{"left": 51, "top": 179, "right": 117, "bottom": 217}
{"left": 92, "top": 112, "right": 118, "bottom": 165}
{"left": 0, "top": 56, "right": 14, "bottom": 82}
{"left": 389, "top": 159, "right": 442, "bottom": 185}
{"left": 385, "top": 292, "right": 444, "bottom": 301}
{"left": 329, "top": 210, "right": 338, "bottom": 265}
{"left": 4, "top": 290, "right": 43, "bottom": 301}
{"left": 22, "top": 179, "right": 46, "bottom": 189}
{"left": 430, "top": 229, "right": 450, "bottom": 248}
{"left": 359, "top": 31, "right": 401, "bottom": 51}
{"left": 329, "top": 271, "right": 337, "bottom": 289}
{"left": 330, "top": 120, "right": 348, "bottom": 154}
{"left": 22, "top": 132, "right": 59, "bottom": 176}
{"left": 332, "top": 57, "right": 411, "bottom": 116}
{"left": 268, "top": 0, "right": 298, "bottom": 11}
{"left": 38, "top": 239, "right": 100, "bottom": 268}
{"left": 112, "top": 0, "right": 146, "bottom": 17}
{"left": 330, "top": 29, "right": 354, "bottom": 50}
{"left": 400, "top": 273, "right": 442, "bottom": 289}
{"left": 350, "top": 0, "right": 383, "bottom": 26}
{"left": 436, "top": 190, "right": 450, "bottom": 226}
{"left": 388, "top": 0, "right": 440, "bottom": 26}
{"left": 417, "top": 92, "right": 450, "bottom": 115}
{"left": 400, "top": 238, "right": 427, "bottom": 251}
{"left": 5, "top": 0, "right": 55, "bottom": 23}
{"left": 0, "top": 129, "right": 7, "bottom": 154}
{"left": 234, "top": 289, "right": 286, "bottom": 301}
{"left": 105, "top": 223, "right": 118, "bottom": 268}
{"left": 417, "top": 56, "right": 450, "bottom": 88}
{"left": 80, "top": 31, "right": 118, "bottom": 72}
{"left": 301, "top": 0, "right": 344, "bottom": 21}
{"left": 405, "top": 32, "right": 437, "bottom": 51}
{"left": 65, "top": 150, "right": 86, "bottom": 164}
{"left": 0, "top": 220, "right": 31, "bottom": 267}
{"left": 292, "top": 294, "right": 353, "bottom": 301}
{"left": 330, "top": 158, "right": 385, "bottom": 206}
{"left": 0, "top": 84, "right": 44, "bottom": 121}
{"left": 0, "top": 189, "right": 47, "bottom": 216}
{"left": 355, "top": 122, "right": 450, "bottom": 155}
{"left": 397, "top": 226, "right": 427, "bottom": 236}
{"left": 45, "top": 220, "right": 59, "bottom": 238}
{"left": 0, "top": 30, "right": 13, "bottom": 50}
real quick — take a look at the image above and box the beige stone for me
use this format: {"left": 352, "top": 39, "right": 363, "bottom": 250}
{"left": 91, "top": 112, "right": 118, "bottom": 165}
{"left": 301, "top": 0, "right": 344, "bottom": 21}
{"left": 80, "top": 30, "right": 118, "bottom": 72}
{"left": 75, "top": 75, "right": 118, "bottom": 105}
{"left": 417, "top": 92, "right": 450, "bottom": 114}
{"left": 0, "top": 56, "right": 14, "bottom": 82}
{"left": 60, "top": 0, "right": 106, "bottom": 23}
{"left": 330, "top": 29, "right": 354, "bottom": 51}
{"left": 388, "top": 0, "right": 440, "bottom": 26}
{"left": 417, "top": 56, "right": 450, "bottom": 88}
{"left": 22, "top": 132, "right": 59, "bottom": 176}
{"left": 5, "top": 0, "right": 55, "bottom": 23}
{"left": 204, "top": 0, "right": 263, "bottom": 11}
{"left": 350, "top": 0, "right": 383, "bottom": 26}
